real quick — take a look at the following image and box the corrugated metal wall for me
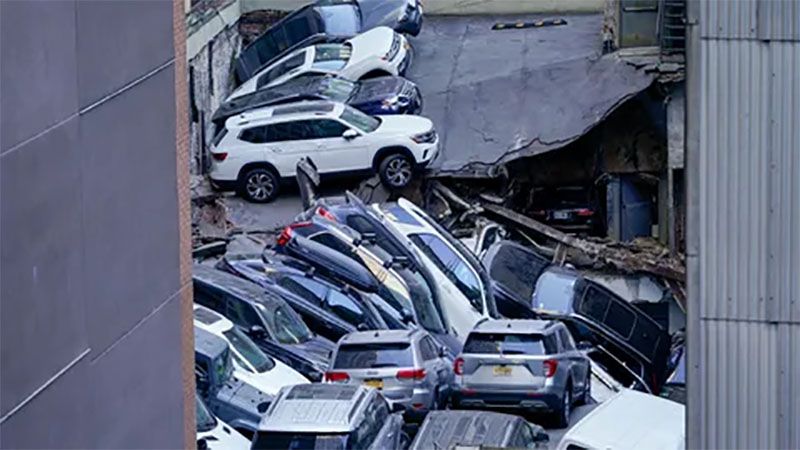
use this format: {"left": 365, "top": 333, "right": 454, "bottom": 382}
{"left": 692, "top": 0, "right": 800, "bottom": 447}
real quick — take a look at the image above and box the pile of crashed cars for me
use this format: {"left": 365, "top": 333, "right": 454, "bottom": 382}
{"left": 194, "top": 192, "right": 686, "bottom": 450}
{"left": 195, "top": 1, "right": 686, "bottom": 449}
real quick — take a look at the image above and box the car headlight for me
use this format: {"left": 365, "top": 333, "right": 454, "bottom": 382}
{"left": 412, "top": 129, "right": 436, "bottom": 143}
{"left": 382, "top": 96, "right": 410, "bottom": 110}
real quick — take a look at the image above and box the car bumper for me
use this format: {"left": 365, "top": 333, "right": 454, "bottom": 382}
{"left": 209, "top": 177, "right": 238, "bottom": 192}
{"left": 397, "top": 7, "right": 423, "bottom": 36}
{"left": 415, "top": 140, "right": 439, "bottom": 168}
{"left": 451, "top": 387, "right": 561, "bottom": 412}
{"left": 382, "top": 386, "right": 436, "bottom": 420}
{"left": 397, "top": 38, "right": 413, "bottom": 76}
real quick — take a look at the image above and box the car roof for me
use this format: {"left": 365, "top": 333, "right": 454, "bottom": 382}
{"left": 194, "top": 326, "right": 228, "bottom": 359}
{"left": 473, "top": 319, "right": 557, "bottom": 334}
{"left": 192, "top": 264, "right": 288, "bottom": 310}
{"left": 260, "top": 384, "right": 372, "bottom": 433}
{"left": 339, "top": 329, "right": 422, "bottom": 345}
{"left": 410, "top": 410, "right": 521, "bottom": 450}
{"left": 193, "top": 304, "right": 233, "bottom": 335}
{"left": 559, "top": 389, "right": 684, "bottom": 450}
{"left": 225, "top": 101, "right": 342, "bottom": 130}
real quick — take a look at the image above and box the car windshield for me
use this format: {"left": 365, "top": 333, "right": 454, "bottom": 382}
{"left": 315, "top": 4, "right": 361, "bottom": 36}
{"left": 319, "top": 78, "right": 356, "bottom": 103}
{"left": 253, "top": 431, "right": 350, "bottom": 450}
{"left": 403, "top": 270, "right": 446, "bottom": 334}
{"left": 410, "top": 233, "right": 483, "bottom": 310}
{"left": 195, "top": 396, "right": 217, "bottom": 433}
{"left": 312, "top": 44, "right": 351, "bottom": 72}
{"left": 268, "top": 305, "right": 314, "bottom": 344}
{"left": 463, "top": 333, "right": 551, "bottom": 355}
{"left": 334, "top": 343, "right": 413, "bottom": 368}
{"left": 223, "top": 327, "right": 276, "bottom": 373}
{"left": 532, "top": 270, "right": 577, "bottom": 314}
{"left": 488, "top": 244, "right": 549, "bottom": 302}
{"left": 340, "top": 106, "right": 380, "bottom": 133}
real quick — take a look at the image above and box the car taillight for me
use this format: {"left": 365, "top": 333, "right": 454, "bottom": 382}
{"left": 396, "top": 368, "right": 426, "bottom": 380}
{"left": 212, "top": 152, "right": 228, "bottom": 162}
{"left": 325, "top": 371, "right": 350, "bottom": 383}
{"left": 316, "top": 206, "right": 337, "bottom": 222}
{"left": 576, "top": 208, "right": 594, "bottom": 217}
{"left": 543, "top": 359, "right": 558, "bottom": 378}
{"left": 454, "top": 357, "right": 464, "bottom": 375}
{"left": 275, "top": 221, "right": 311, "bottom": 247}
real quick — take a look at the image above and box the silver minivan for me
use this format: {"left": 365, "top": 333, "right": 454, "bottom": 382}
{"left": 326, "top": 329, "right": 453, "bottom": 420}
{"left": 452, "top": 319, "right": 591, "bottom": 428}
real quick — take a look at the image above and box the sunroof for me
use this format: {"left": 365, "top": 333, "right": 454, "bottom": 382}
{"left": 273, "top": 102, "right": 334, "bottom": 116}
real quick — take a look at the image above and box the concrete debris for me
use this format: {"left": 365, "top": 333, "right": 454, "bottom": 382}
{"left": 480, "top": 203, "right": 686, "bottom": 282}
{"left": 191, "top": 176, "right": 231, "bottom": 247}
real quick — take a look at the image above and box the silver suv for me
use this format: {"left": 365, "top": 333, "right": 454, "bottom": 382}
{"left": 251, "top": 384, "right": 406, "bottom": 450}
{"left": 326, "top": 329, "right": 453, "bottom": 421}
{"left": 452, "top": 319, "right": 591, "bottom": 428}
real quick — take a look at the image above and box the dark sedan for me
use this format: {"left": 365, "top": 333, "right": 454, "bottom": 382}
{"left": 192, "top": 264, "right": 334, "bottom": 382}
{"left": 211, "top": 75, "right": 421, "bottom": 136}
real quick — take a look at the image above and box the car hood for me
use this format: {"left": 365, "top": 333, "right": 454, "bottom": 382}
{"left": 287, "top": 336, "right": 334, "bottom": 368}
{"left": 236, "top": 362, "right": 309, "bottom": 396}
{"left": 375, "top": 114, "right": 432, "bottom": 136}
{"left": 199, "top": 418, "right": 250, "bottom": 450}
{"left": 347, "top": 26, "right": 395, "bottom": 65}
{"left": 350, "top": 76, "right": 414, "bottom": 104}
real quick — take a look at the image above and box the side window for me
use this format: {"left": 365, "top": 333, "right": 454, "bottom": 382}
{"left": 193, "top": 284, "right": 225, "bottom": 313}
{"left": 225, "top": 297, "right": 262, "bottom": 328}
{"left": 268, "top": 120, "right": 314, "bottom": 142}
{"left": 543, "top": 334, "right": 559, "bottom": 354}
{"left": 559, "top": 328, "right": 576, "bottom": 351}
{"left": 276, "top": 275, "right": 327, "bottom": 306}
{"left": 409, "top": 233, "right": 482, "bottom": 310}
{"left": 347, "top": 215, "right": 376, "bottom": 235}
{"left": 420, "top": 337, "right": 437, "bottom": 361}
{"left": 309, "top": 119, "right": 348, "bottom": 139}
{"left": 256, "top": 52, "right": 306, "bottom": 88}
{"left": 238, "top": 126, "right": 269, "bottom": 144}
{"left": 325, "top": 289, "right": 367, "bottom": 325}
{"left": 514, "top": 423, "right": 537, "bottom": 449}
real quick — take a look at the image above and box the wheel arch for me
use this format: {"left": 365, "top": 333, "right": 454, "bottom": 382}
{"left": 372, "top": 146, "right": 413, "bottom": 171}
{"left": 237, "top": 161, "right": 280, "bottom": 182}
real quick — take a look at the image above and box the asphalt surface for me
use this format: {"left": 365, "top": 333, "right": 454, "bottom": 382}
{"left": 224, "top": 13, "right": 605, "bottom": 230}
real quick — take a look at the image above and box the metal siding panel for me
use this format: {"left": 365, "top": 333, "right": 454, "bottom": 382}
{"left": 757, "top": 0, "right": 800, "bottom": 41}
{"left": 702, "top": 0, "right": 758, "bottom": 39}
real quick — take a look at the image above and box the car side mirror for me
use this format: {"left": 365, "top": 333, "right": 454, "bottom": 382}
{"left": 439, "top": 346, "right": 448, "bottom": 358}
{"left": 401, "top": 308, "right": 414, "bottom": 324}
{"left": 248, "top": 325, "right": 267, "bottom": 339}
{"left": 342, "top": 129, "right": 359, "bottom": 140}
{"left": 357, "top": 323, "right": 369, "bottom": 331}
{"left": 576, "top": 341, "right": 593, "bottom": 351}
{"left": 197, "top": 438, "right": 209, "bottom": 450}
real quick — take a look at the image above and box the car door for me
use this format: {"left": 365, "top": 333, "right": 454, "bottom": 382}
{"left": 421, "top": 336, "right": 450, "bottom": 397}
{"left": 559, "top": 326, "right": 589, "bottom": 393}
{"left": 307, "top": 118, "right": 368, "bottom": 173}
{"left": 263, "top": 119, "right": 317, "bottom": 177}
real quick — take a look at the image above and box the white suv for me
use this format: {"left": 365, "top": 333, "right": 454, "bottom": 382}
{"left": 209, "top": 101, "right": 439, "bottom": 202}
{"left": 227, "top": 26, "right": 411, "bottom": 101}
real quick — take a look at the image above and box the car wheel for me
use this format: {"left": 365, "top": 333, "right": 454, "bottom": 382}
{"left": 556, "top": 383, "right": 572, "bottom": 428}
{"left": 431, "top": 388, "right": 441, "bottom": 411}
{"left": 378, "top": 153, "right": 414, "bottom": 189}
{"left": 238, "top": 167, "right": 279, "bottom": 203}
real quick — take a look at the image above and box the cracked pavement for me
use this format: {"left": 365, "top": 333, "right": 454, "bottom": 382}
{"left": 406, "top": 14, "right": 653, "bottom": 176}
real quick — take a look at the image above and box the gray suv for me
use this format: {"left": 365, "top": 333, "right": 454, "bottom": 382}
{"left": 251, "top": 384, "right": 405, "bottom": 450}
{"left": 326, "top": 329, "right": 453, "bottom": 420}
{"left": 452, "top": 319, "right": 591, "bottom": 428}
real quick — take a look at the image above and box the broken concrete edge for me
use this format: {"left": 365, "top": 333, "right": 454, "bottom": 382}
{"left": 480, "top": 202, "right": 686, "bottom": 282}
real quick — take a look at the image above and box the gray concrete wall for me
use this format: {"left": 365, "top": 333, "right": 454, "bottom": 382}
{"left": 0, "top": 1, "right": 189, "bottom": 448}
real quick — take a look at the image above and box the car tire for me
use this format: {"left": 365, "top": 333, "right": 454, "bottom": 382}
{"left": 431, "top": 388, "right": 441, "bottom": 411}
{"left": 556, "top": 382, "right": 572, "bottom": 429}
{"left": 378, "top": 152, "right": 414, "bottom": 190}
{"left": 238, "top": 167, "right": 279, "bottom": 203}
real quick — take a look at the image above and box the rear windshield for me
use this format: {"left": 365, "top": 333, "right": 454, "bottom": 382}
{"left": 488, "top": 244, "right": 549, "bottom": 302}
{"left": 463, "top": 333, "right": 554, "bottom": 355}
{"left": 334, "top": 343, "right": 413, "bottom": 369}
{"left": 532, "top": 270, "right": 577, "bottom": 314}
{"left": 252, "top": 432, "right": 349, "bottom": 450}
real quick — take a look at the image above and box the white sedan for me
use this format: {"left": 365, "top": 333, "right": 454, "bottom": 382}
{"left": 227, "top": 26, "right": 411, "bottom": 101}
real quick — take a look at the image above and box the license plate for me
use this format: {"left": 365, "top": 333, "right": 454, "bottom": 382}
{"left": 553, "top": 211, "right": 570, "bottom": 220}
{"left": 364, "top": 379, "right": 384, "bottom": 389}
{"left": 493, "top": 366, "right": 512, "bottom": 376}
